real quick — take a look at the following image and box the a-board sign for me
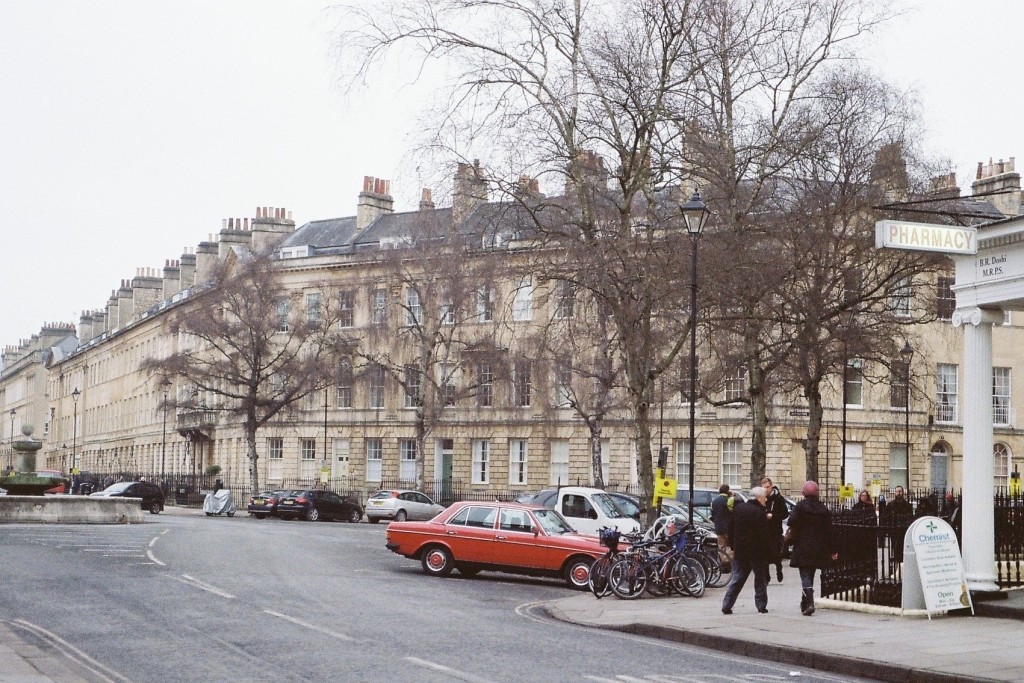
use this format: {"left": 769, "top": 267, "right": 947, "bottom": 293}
{"left": 901, "top": 516, "right": 973, "bottom": 617}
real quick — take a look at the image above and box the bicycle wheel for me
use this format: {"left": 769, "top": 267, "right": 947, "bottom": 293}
{"left": 699, "top": 548, "right": 728, "bottom": 587}
{"left": 588, "top": 555, "right": 614, "bottom": 599}
{"left": 609, "top": 557, "right": 648, "bottom": 600}
{"left": 672, "top": 555, "right": 706, "bottom": 598}
{"left": 646, "top": 557, "right": 673, "bottom": 597}
{"left": 688, "top": 548, "right": 724, "bottom": 588}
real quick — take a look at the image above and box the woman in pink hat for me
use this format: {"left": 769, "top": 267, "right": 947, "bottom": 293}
{"left": 786, "top": 481, "right": 837, "bottom": 615}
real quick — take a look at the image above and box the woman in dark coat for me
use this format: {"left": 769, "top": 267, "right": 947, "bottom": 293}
{"left": 787, "top": 480, "right": 836, "bottom": 616}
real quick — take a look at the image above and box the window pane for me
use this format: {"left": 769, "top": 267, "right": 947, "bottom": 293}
{"left": 550, "top": 439, "right": 569, "bottom": 486}
{"left": 889, "top": 445, "right": 908, "bottom": 489}
{"left": 721, "top": 439, "right": 743, "bottom": 487}
{"left": 472, "top": 440, "right": 490, "bottom": 484}
{"left": 509, "top": 439, "right": 528, "bottom": 485}
{"left": 936, "top": 364, "right": 958, "bottom": 423}
{"left": 993, "top": 368, "right": 1011, "bottom": 425}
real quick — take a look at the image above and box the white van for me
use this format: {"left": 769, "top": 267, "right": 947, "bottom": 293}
{"left": 550, "top": 486, "right": 641, "bottom": 537}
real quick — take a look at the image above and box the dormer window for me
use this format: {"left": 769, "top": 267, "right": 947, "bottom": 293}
{"left": 279, "top": 245, "right": 310, "bottom": 259}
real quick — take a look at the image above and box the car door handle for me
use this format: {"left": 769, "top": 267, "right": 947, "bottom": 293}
{"left": 495, "top": 535, "right": 507, "bottom": 541}
{"left": 446, "top": 530, "right": 459, "bottom": 536}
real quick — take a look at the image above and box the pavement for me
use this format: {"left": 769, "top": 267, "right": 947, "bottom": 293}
{"left": 544, "top": 570, "right": 1024, "bottom": 683}
{"left": 3, "top": 514, "right": 1022, "bottom": 682}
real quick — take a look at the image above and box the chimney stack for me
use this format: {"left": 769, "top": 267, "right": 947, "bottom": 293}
{"left": 453, "top": 160, "right": 488, "bottom": 225}
{"left": 356, "top": 177, "right": 394, "bottom": 232}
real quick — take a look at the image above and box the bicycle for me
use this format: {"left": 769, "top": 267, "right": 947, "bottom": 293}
{"left": 589, "top": 527, "right": 643, "bottom": 598}
{"left": 608, "top": 526, "right": 705, "bottom": 599}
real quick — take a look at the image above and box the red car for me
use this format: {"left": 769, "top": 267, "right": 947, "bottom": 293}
{"left": 385, "top": 501, "right": 605, "bottom": 589}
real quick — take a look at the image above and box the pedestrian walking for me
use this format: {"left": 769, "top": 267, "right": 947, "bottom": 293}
{"left": 882, "top": 485, "right": 913, "bottom": 563}
{"left": 786, "top": 480, "right": 837, "bottom": 616}
{"left": 710, "top": 484, "right": 734, "bottom": 565}
{"left": 721, "top": 486, "right": 772, "bottom": 615}
{"left": 761, "top": 476, "right": 789, "bottom": 583}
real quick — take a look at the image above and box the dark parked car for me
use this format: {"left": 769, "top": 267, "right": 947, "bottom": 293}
{"left": 247, "top": 489, "right": 292, "bottom": 519}
{"left": 90, "top": 481, "right": 165, "bottom": 514}
{"left": 276, "top": 489, "right": 362, "bottom": 522}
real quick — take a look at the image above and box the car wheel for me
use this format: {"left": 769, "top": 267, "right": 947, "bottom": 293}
{"left": 150, "top": 502, "right": 162, "bottom": 514}
{"left": 564, "top": 556, "right": 594, "bottom": 590}
{"left": 306, "top": 507, "right": 320, "bottom": 522}
{"left": 347, "top": 508, "right": 362, "bottom": 523}
{"left": 205, "top": 512, "right": 213, "bottom": 517}
{"left": 227, "top": 511, "right": 234, "bottom": 517}
{"left": 394, "top": 509, "right": 407, "bottom": 522}
{"left": 421, "top": 545, "right": 455, "bottom": 577}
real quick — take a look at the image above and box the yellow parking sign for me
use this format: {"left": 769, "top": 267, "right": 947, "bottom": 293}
{"left": 1010, "top": 472, "right": 1021, "bottom": 496}
{"left": 839, "top": 484, "right": 855, "bottom": 501}
{"left": 654, "top": 477, "right": 677, "bottom": 502}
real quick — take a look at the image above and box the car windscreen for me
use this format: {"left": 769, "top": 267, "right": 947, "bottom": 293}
{"left": 592, "top": 492, "right": 629, "bottom": 518}
{"left": 533, "top": 509, "right": 575, "bottom": 535}
{"left": 102, "top": 482, "right": 133, "bottom": 494}
{"left": 369, "top": 490, "right": 394, "bottom": 500}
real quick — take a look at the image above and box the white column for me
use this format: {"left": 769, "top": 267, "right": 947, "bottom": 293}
{"left": 951, "top": 306, "right": 1002, "bottom": 593}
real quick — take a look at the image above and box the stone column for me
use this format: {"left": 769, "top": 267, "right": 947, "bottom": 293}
{"left": 951, "top": 306, "right": 1002, "bottom": 593}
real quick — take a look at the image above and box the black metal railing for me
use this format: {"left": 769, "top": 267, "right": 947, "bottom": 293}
{"left": 821, "top": 489, "right": 1023, "bottom": 606}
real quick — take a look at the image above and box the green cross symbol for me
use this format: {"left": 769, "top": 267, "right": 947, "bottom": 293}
{"left": 926, "top": 521, "right": 938, "bottom": 533}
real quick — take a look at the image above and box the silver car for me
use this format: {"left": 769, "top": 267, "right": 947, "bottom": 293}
{"left": 365, "top": 489, "right": 445, "bottom": 523}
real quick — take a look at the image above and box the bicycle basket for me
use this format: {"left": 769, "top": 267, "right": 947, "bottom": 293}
{"left": 599, "top": 527, "right": 621, "bottom": 551}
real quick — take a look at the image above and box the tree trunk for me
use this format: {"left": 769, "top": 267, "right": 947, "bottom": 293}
{"left": 635, "top": 400, "right": 656, "bottom": 527}
{"left": 748, "top": 361, "right": 768, "bottom": 486}
{"left": 589, "top": 417, "right": 604, "bottom": 488}
{"left": 415, "top": 412, "right": 427, "bottom": 492}
{"left": 246, "top": 419, "right": 260, "bottom": 497}
{"left": 802, "top": 381, "right": 824, "bottom": 482}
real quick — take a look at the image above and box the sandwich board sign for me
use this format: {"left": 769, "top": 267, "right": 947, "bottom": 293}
{"left": 901, "top": 516, "right": 973, "bottom": 617}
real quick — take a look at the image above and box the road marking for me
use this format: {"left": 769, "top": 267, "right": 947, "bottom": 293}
{"left": 147, "top": 532, "right": 166, "bottom": 565}
{"left": 11, "top": 619, "right": 134, "bottom": 683}
{"left": 263, "top": 610, "right": 354, "bottom": 641}
{"left": 174, "top": 574, "right": 235, "bottom": 598}
{"left": 405, "top": 657, "right": 497, "bottom": 683}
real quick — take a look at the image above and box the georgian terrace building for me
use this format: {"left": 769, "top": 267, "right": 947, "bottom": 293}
{"left": 20, "top": 158, "right": 1024, "bottom": 500}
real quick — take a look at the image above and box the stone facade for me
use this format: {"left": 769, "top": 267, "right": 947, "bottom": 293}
{"left": 5, "top": 165, "right": 1024, "bottom": 502}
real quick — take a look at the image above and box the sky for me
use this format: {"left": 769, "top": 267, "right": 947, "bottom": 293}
{"left": 1, "top": 0, "right": 1022, "bottom": 353}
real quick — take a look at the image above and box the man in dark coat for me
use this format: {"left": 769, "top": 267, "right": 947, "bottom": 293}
{"left": 721, "top": 486, "right": 771, "bottom": 615}
{"left": 710, "top": 484, "right": 733, "bottom": 565}
{"left": 788, "top": 480, "right": 837, "bottom": 616}
{"left": 883, "top": 485, "right": 913, "bottom": 563}
{"left": 761, "top": 477, "right": 789, "bottom": 583}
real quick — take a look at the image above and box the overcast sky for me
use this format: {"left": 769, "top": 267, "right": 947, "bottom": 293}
{"left": 1, "top": 0, "right": 1021, "bottom": 353}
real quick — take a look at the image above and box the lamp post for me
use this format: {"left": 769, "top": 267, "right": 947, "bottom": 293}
{"left": 71, "top": 388, "right": 80, "bottom": 477}
{"left": 7, "top": 409, "right": 15, "bottom": 470}
{"left": 681, "top": 189, "right": 712, "bottom": 526}
{"left": 160, "top": 378, "right": 170, "bottom": 482}
{"left": 839, "top": 310, "right": 853, "bottom": 493}
{"left": 901, "top": 341, "right": 913, "bottom": 487}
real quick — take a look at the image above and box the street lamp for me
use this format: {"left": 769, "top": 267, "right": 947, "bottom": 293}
{"left": 71, "top": 388, "right": 80, "bottom": 479}
{"left": 160, "top": 378, "right": 171, "bottom": 481}
{"left": 681, "top": 189, "right": 712, "bottom": 526}
{"left": 900, "top": 340, "right": 913, "bottom": 487}
{"left": 840, "top": 310, "right": 854, "bottom": 492}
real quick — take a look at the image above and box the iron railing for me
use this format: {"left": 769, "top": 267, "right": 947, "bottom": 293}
{"left": 821, "top": 488, "right": 1023, "bottom": 607}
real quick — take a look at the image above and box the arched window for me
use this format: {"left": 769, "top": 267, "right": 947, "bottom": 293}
{"left": 994, "top": 443, "right": 1012, "bottom": 490}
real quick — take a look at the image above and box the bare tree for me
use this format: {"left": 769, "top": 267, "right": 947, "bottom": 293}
{"left": 351, "top": 210, "right": 505, "bottom": 490}
{"left": 143, "top": 252, "right": 347, "bottom": 495}
{"left": 675, "top": 0, "right": 914, "bottom": 485}
{"left": 341, "top": 0, "right": 711, "bottom": 522}
{"left": 530, "top": 284, "right": 627, "bottom": 489}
